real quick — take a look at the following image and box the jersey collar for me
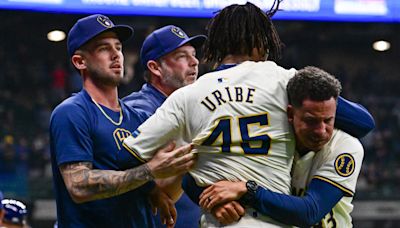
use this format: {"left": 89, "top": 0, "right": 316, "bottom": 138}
{"left": 214, "top": 63, "right": 238, "bottom": 72}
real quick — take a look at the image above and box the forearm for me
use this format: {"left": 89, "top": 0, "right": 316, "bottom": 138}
{"left": 252, "top": 179, "right": 343, "bottom": 227}
{"left": 60, "top": 162, "right": 154, "bottom": 203}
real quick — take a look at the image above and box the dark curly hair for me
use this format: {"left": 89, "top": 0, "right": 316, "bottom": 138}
{"left": 203, "top": 1, "right": 283, "bottom": 66}
{"left": 287, "top": 66, "right": 342, "bottom": 107}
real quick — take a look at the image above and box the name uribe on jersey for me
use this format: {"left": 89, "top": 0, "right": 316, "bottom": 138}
{"left": 200, "top": 86, "right": 256, "bottom": 111}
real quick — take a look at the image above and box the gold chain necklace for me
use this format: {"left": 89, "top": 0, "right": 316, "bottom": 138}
{"left": 92, "top": 98, "right": 123, "bottom": 126}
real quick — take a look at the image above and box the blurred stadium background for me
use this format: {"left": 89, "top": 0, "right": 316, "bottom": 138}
{"left": 0, "top": 0, "right": 399, "bottom": 227}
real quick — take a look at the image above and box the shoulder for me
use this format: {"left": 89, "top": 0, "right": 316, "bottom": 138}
{"left": 326, "top": 130, "right": 364, "bottom": 174}
{"left": 50, "top": 91, "right": 93, "bottom": 127}
{"left": 214, "top": 61, "right": 296, "bottom": 81}
{"left": 123, "top": 84, "right": 165, "bottom": 111}
{"left": 331, "top": 130, "right": 363, "bottom": 152}
{"left": 255, "top": 61, "right": 297, "bottom": 78}
{"left": 51, "top": 92, "right": 88, "bottom": 117}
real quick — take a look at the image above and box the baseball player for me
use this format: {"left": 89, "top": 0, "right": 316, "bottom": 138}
{"left": 123, "top": 2, "right": 374, "bottom": 227}
{"left": 1, "top": 198, "right": 29, "bottom": 228}
{"left": 50, "top": 14, "right": 195, "bottom": 227}
{"left": 196, "top": 66, "right": 364, "bottom": 227}
{"left": 120, "top": 25, "right": 206, "bottom": 227}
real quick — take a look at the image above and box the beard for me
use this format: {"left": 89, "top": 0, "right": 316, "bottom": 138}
{"left": 89, "top": 66, "right": 123, "bottom": 87}
{"left": 161, "top": 70, "right": 193, "bottom": 91}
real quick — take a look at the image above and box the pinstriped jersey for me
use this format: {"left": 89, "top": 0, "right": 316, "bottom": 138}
{"left": 291, "top": 129, "right": 364, "bottom": 228}
{"left": 124, "top": 60, "right": 296, "bottom": 195}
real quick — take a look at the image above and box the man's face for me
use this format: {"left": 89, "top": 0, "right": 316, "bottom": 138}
{"left": 288, "top": 98, "right": 336, "bottom": 152}
{"left": 158, "top": 44, "right": 199, "bottom": 90}
{"left": 79, "top": 31, "right": 124, "bottom": 87}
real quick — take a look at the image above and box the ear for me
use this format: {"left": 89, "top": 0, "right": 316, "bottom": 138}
{"left": 71, "top": 54, "right": 86, "bottom": 71}
{"left": 287, "top": 105, "right": 294, "bottom": 124}
{"left": 147, "top": 60, "right": 163, "bottom": 78}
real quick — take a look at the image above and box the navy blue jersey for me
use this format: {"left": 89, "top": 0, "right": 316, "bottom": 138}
{"left": 122, "top": 83, "right": 201, "bottom": 228}
{"left": 50, "top": 89, "right": 155, "bottom": 228}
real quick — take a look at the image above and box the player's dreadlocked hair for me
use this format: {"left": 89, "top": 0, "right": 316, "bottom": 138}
{"left": 203, "top": 1, "right": 283, "bottom": 66}
{"left": 287, "top": 66, "right": 342, "bottom": 108}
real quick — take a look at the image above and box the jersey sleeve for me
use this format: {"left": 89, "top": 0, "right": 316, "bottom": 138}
{"left": 312, "top": 132, "right": 364, "bottom": 196}
{"left": 50, "top": 102, "right": 93, "bottom": 166}
{"left": 253, "top": 178, "right": 343, "bottom": 227}
{"left": 123, "top": 89, "right": 187, "bottom": 161}
{"left": 335, "top": 97, "right": 375, "bottom": 138}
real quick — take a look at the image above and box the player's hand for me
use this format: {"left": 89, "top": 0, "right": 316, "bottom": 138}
{"left": 149, "top": 187, "right": 177, "bottom": 228}
{"left": 199, "top": 181, "right": 247, "bottom": 210}
{"left": 147, "top": 142, "right": 197, "bottom": 179}
{"left": 211, "top": 201, "right": 245, "bottom": 225}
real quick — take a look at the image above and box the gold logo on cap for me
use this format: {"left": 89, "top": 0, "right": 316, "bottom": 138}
{"left": 171, "top": 27, "right": 186, "bottom": 38}
{"left": 97, "top": 15, "right": 113, "bottom": 28}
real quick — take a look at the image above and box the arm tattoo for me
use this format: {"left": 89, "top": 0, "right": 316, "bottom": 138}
{"left": 60, "top": 162, "right": 154, "bottom": 203}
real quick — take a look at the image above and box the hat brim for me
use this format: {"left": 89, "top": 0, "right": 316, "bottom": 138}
{"left": 70, "top": 25, "right": 133, "bottom": 57}
{"left": 109, "top": 25, "right": 134, "bottom": 43}
{"left": 178, "top": 35, "right": 207, "bottom": 50}
{"left": 141, "top": 34, "right": 207, "bottom": 69}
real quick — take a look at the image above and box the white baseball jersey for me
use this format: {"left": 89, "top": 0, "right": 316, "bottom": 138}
{"left": 291, "top": 129, "right": 364, "bottom": 228}
{"left": 124, "top": 61, "right": 296, "bottom": 226}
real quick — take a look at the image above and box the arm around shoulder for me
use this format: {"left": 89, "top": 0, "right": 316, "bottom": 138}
{"left": 335, "top": 97, "right": 375, "bottom": 138}
{"left": 252, "top": 179, "right": 344, "bottom": 227}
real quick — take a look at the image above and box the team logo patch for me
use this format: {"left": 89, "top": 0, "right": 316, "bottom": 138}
{"left": 334, "top": 153, "right": 355, "bottom": 177}
{"left": 171, "top": 27, "right": 187, "bottom": 38}
{"left": 97, "top": 15, "right": 113, "bottom": 28}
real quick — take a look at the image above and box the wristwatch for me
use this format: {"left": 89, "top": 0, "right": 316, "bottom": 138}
{"left": 239, "top": 180, "right": 258, "bottom": 206}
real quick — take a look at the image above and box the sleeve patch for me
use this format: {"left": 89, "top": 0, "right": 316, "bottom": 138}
{"left": 334, "top": 153, "right": 355, "bottom": 177}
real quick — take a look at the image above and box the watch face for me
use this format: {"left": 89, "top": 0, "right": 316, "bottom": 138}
{"left": 240, "top": 181, "right": 258, "bottom": 206}
{"left": 247, "top": 180, "right": 258, "bottom": 192}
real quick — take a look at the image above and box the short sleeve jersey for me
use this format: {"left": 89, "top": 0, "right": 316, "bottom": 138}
{"left": 50, "top": 89, "right": 155, "bottom": 228}
{"left": 124, "top": 61, "right": 296, "bottom": 194}
{"left": 291, "top": 129, "right": 364, "bottom": 227}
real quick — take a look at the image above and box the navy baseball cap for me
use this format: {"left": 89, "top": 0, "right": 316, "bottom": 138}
{"left": 67, "top": 14, "right": 133, "bottom": 57}
{"left": 2, "top": 199, "right": 27, "bottom": 225}
{"left": 140, "top": 25, "right": 206, "bottom": 69}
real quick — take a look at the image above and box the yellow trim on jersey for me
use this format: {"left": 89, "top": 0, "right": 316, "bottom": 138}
{"left": 122, "top": 143, "right": 146, "bottom": 163}
{"left": 313, "top": 175, "right": 354, "bottom": 197}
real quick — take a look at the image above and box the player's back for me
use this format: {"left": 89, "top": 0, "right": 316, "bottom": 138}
{"left": 186, "top": 61, "right": 296, "bottom": 193}
{"left": 123, "top": 61, "right": 296, "bottom": 227}
{"left": 125, "top": 61, "right": 295, "bottom": 193}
